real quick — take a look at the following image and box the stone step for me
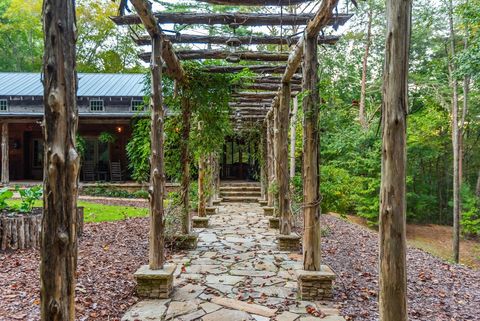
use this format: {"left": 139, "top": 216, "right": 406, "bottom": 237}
{"left": 220, "top": 186, "right": 261, "bottom": 192}
{"left": 221, "top": 196, "right": 259, "bottom": 203}
{"left": 220, "top": 190, "right": 261, "bottom": 197}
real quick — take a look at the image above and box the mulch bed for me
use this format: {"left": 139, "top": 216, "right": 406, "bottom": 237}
{"left": 0, "top": 214, "right": 479, "bottom": 320}
{"left": 319, "top": 215, "right": 480, "bottom": 321}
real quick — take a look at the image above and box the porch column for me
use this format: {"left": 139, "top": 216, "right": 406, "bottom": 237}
{"left": 277, "top": 82, "right": 292, "bottom": 235}
{"left": 1, "top": 122, "right": 9, "bottom": 184}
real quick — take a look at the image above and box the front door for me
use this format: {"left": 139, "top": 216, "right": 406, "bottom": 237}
{"left": 84, "top": 138, "right": 110, "bottom": 175}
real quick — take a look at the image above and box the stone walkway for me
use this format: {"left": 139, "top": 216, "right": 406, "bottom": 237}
{"left": 122, "top": 202, "right": 345, "bottom": 321}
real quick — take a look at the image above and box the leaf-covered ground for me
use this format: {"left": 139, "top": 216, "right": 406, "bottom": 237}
{"left": 0, "top": 213, "right": 479, "bottom": 320}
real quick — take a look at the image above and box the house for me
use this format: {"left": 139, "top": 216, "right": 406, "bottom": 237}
{"left": 0, "top": 72, "right": 147, "bottom": 183}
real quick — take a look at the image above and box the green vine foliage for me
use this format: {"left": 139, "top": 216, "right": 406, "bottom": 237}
{"left": 126, "top": 62, "right": 251, "bottom": 182}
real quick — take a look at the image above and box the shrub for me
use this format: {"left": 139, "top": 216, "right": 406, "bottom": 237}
{"left": 0, "top": 188, "right": 13, "bottom": 210}
{"left": 461, "top": 185, "right": 480, "bottom": 238}
{"left": 15, "top": 185, "right": 43, "bottom": 213}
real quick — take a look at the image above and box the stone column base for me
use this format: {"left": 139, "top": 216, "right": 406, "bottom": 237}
{"left": 297, "top": 265, "right": 335, "bottom": 300}
{"left": 206, "top": 207, "right": 218, "bottom": 215}
{"left": 263, "top": 206, "right": 274, "bottom": 216}
{"left": 268, "top": 217, "right": 279, "bottom": 229}
{"left": 166, "top": 233, "right": 198, "bottom": 250}
{"left": 192, "top": 216, "right": 209, "bottom": 228}
{"left": 134, "top": 264, "right": 176, "bottom": 299}
{"left": 259, "top": 199, "right": 268, "bottom": 206}
{"left": 277, "top": 233, "right": 301, "bottom": 251}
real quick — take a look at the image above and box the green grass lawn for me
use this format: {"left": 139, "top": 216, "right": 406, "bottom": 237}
{"left": 6, "top": 200, "right": 149, "bottom": 223}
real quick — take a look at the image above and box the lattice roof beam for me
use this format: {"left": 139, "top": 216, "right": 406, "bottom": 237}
{"left": 133, "top": 34, "right": 340, "bottom": 46}
{"left": 111, "top": 12, "right": 352, "bottom": 27}
{"left": 196, "top": 0, "right": 312, "bottom": 5}
{"left": 139, "top": 50, "right": 289, "bottom": 62}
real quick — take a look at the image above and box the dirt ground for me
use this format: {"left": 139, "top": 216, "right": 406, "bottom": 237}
{"left": 337, "top": 213, "right": 480, "bottom": 269}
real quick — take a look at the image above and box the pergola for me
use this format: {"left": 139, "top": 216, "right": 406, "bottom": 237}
{"left": 111, "top": 0, "right": 351, "bottom": 298}
{"left": 39, "top": 0, "right": 412, "bottom": 319}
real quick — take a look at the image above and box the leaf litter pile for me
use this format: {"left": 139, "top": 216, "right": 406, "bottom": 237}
{"left": 0, "top": 214, "right": 479, "bottom": 320}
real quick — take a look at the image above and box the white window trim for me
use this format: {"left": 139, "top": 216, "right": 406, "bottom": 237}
{"left": 130, "top": 99, "right": 145, "bottom": 112}
{"left": 0, "top": 99, "right": 8, "bottom": 112}
{"left": 89, "top": 99, "right": 104, "bottom": 112}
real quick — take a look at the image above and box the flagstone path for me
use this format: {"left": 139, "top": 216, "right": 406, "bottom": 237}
{"left": 122, "top": 202, "right": 345, "bottom": 321}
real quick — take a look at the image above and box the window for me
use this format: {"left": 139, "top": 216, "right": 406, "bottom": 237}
{"left": 131, "top": 99, "right": 146, "bottom": 112}
{"left": 0, "top": 99, "right": 8, "bottom": 112}
{"left": 89, "top": 99, "right": 104, "bottom": 112}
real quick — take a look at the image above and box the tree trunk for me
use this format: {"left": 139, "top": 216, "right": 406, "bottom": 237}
{"left": 378, "top": 0, "right": 411, "bottom": 319}
{"left": 198, "top": 155, "right": 206, "bottom": 217}
{"left": 180, "top": 96, "right": 191, "bottom": 235}
{"left": 448, "top": 0, "right": 461, "bottom": 264}
{"left": 302, "top": 35, "right": 321, "bottom": 271}
{"left": 148, "top": 34, "right": 165, "bottom": 270}
{"left": 289, "top": 97, "right": 299, "bottom": 179}
{"left": 267, "top": 115, "right": 275, "bottom": 207}
{"left": 1, "top": 122, "right": 8, "bottom": 184}
{"left": 476, "top": 170, "right": 480, "bottom": 198}
{"left": 40, "top": 0, "right": 80, "bottom": 319}
{"left": 359, "top": 6, "right": 372, "bottom": 130}
{"left": 277, "top": 82, "right": 292, "bottom": 235}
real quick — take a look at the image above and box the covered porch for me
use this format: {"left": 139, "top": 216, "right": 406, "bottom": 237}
{"left": 0, "top": 118, "right": 132, "bottom": 183}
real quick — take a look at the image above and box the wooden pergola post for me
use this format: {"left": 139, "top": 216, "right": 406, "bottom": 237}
{"left": 128, "top": 0, "right": 177, "bottom": 299}
{"left": 260, "top": 122, "right": 268, "bottom": 203}
{"left": 40, "top": 0, "right": 79, "bottom": 319}
{"left": 378, "top": 0, "right": 411, "bottom": 319}
{"left": 180, "top": 96, "right": 191, "bottom": 235}
{"left": 1, "top": 122, "right": 9, "bottom": 185}
{"left": 198, "top": 155, "right": 207, "bottom": 217}
{"left": 290, "top": 97, "right": 299, "bottom": 178}
{"left": 266, "top": 113, "right": 275, "bottom": 207}
{"left": 277, "top": 82, "right": 292, "bottom": 235}
{"left": 148, "top": 33, "right": 165, "bottom": 270}
{"left": 302, "top": 34, "right": 321, "bottom": 268}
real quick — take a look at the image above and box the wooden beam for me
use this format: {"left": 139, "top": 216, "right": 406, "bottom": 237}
{"left": 231, "top": 97, "right": 273, "bottom": 104}
{"left": 239, "top": 83, "right": 302, "bottom": 91}
{"left": 1, "top": 122, "right": 8, "bottom": 184}
{"left": 134, "top": 34, "right": 340, "bottom": 46}
{"left": 128, "top": 0, "right": 185, "bottom": 81}
{"left": 112, "top": 12, "right": 352, "bottom": 27}
{"left": 233, "top": 91, "right": 298, "bottom": 99}
{"left": 378, "top": 0, "right": 411, "bottom": 319}
{"left": 266, "top": 112, "right": 274, "bottom": 206}
{"left": 204, "top": 64, "right": 291, "bottom": 74}
{"left": 250, "top": 75, "right": 302, "bottom": 84}
{"left": 140, "top": 50, "right": 289, "bottom": 62}
{"left": 283, "top": 0, "right": 343, "bottom": 83}
{"left": 196, "top": 0, "right": 311, "bottom": 5}
{"left": 41, "top": 0, "right": 79, "bottom": 319}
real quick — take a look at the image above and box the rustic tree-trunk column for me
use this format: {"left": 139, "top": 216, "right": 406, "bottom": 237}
{"left": 260, "top": 123, "right": 268, "bottom": 201}
{"left": 266, "top": 114, "right": 275, "bottom": 207}
{"left": 148, "top": 33, "right": 165, "bottom": 270}
{"left": 40, "top": 0, "right": 80, "bottom": 319}
{"left": 277, "top": 82, "right": 292, "bottom": 235}
{"left": 1, "top": 122, "right": 9, "bottom": 184}
{"left": 378, "top": 0, "right": 411, "bottom": 319}
{"left": 198, "top": 155, "right": 206, "bottom": 217}
{"left": 302, "top": 34, "right": 321, "bottom": 271}
{"left": 180, "top": 96, "right": 191, "bottom": 235}
{"left": 289, "top": 97, "right": 299, "bottom": 179}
